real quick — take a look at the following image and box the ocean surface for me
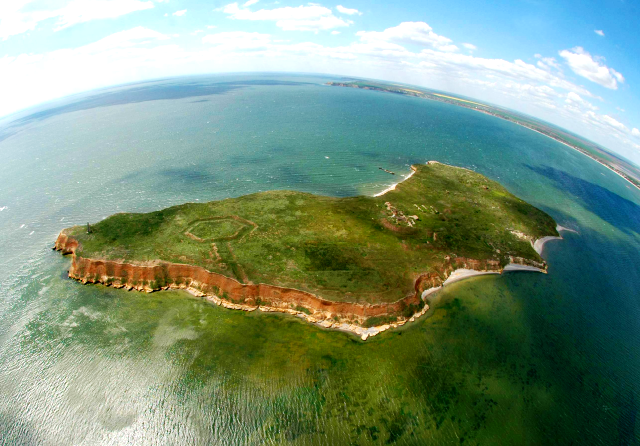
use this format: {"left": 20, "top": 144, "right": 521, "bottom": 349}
{"left": 1, "top": 74, "right": 639, "bottom": 445}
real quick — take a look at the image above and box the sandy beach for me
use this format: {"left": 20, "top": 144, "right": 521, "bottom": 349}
{"left": 443, "top": 268, "right": 499, "bottom": 285}
{"left": 373, "top": 168, "right": 416, "bottom": 197}
{"left": 557, "top": 225, "right": 578, "bottom": 233}
{"left": 532, "top": 224, "right": 572, "bottom": 254}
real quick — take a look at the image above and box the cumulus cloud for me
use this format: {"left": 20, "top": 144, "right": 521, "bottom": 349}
{"left": 357, "top": 22, "right": 458, "bottom": 52}
{"left": 535, "top": 55, "right": 562, "bottom": 72}
{"left": 462, "top": 43, "right": 476, "bottom": 51}
{"left": 565, "top": 91, "right": 598, "bottom": 112}
{"left": 0, "top": 0, "right": 155, "bottom": 39}
{"left": 336, "top": 5, "right": 362, "bottom": 15}
{"left": 559, "top": 47, "right": 623, "bottom": 89}
{"left": 57, "top": 0, "right": 155, "bottom": 30}
{"left": 0, "top": 26, "right": 178, "bottom": 116}
{"left": 0, "top": 1, "right": 49, "bottom": 39}
{"left": 594, "top": 29, "right": 604, "bottom": 37}
{"left": 84, "top": 26, "right": 169, "bottom": 51}
{"left": 414, "top": 49, "right": 595, "bottom": 99}
{"left": 586, "top": 112, "right": 627, "bottom": 132}
{"left": 244, "top": 0, "right": 259, "bottom": 6}
{"left": 221, "top": 2, "right": 351, "bottom": 32}
{"left": 202, "top": 31, "right": 271, "bottom": 50}
{"left": 632, "top": 128, "right": 640, "bottom": 137}
{"left": 173, "top": 9, "right": 187, "bottom": 16}
{"left": 490, "top": 82, "right": 560, "bottom": 110}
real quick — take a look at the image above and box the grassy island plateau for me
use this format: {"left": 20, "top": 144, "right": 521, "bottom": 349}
{"left": 55, "top": 161, "right": 558, "bottom": 339}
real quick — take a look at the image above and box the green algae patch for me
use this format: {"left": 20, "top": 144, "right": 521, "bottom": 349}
{"left": 64, "top": 162, "right": 557, "bottom": 304}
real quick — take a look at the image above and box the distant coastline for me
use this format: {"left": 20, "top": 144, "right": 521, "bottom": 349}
{"left": 526, "top": 126, "right": 640, "bottom": 190}
{"left": 328, "top": 81, "right": 640, "bottom": 191}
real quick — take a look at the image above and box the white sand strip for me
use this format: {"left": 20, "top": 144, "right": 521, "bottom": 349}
{"left": 533, "top": 236, "right": 562, "bottom": 254}
{"left": 556, "top": 225, "right": 578, "bottom": 234}
{"left": 443, "top": 268, "right": 499, "bottom": 285}
{"left": 503, "top": 263, "right": 545, "bottom": 273}
{"left": 373, "top": 169, "right": 416, "bottom": 197}
{"left": 421, "top": 286, "right": 442, "bottom": 299}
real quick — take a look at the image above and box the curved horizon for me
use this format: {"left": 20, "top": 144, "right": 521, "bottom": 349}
{"left": 1, "top": 1, "right": 639, "bottom": 163}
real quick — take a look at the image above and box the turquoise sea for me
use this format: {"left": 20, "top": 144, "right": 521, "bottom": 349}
{"left": 1, "top": 74, "right": 639, "bottom": 444}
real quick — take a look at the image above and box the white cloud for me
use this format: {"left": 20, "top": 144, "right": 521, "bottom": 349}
{"left": 331, "top": 30, "right": 340, "bottom": 35}
{"left": 222, "top": 2, "right": 351, "bottom": 32}
{"left": 55, "top": 0, "right": 155, "bottom": 30}
{"left": 462, "top": 43, "right": 476, "bottom": 51}
{"left": 207, "top": 25, "right": 217, "bottom": 29}
{"left": 559, "top": 47, "right": 623, "bottom": 89}
{"left": 632, "top": 128, "right": 640, "bottom": 137}
{"left": 244, "top": 0, "right": 259, "bottom": 6}
{"left": 173, "top": 9, "right": 187, "bottom": 16}
{"left": 0, "top": 1, "right": 48, "bottom": 40}
{"left": 357, "top": 22, "right": 458, "bottom": 52}
{"left": 565, "top": 91, "right": 598, "bottom": 111}
{"left": 594, "top": 29, "right": 605, "bottom": 37}
{"left": 277, "top": 15, "right": 351, "bottom": 32}
{"left": 80, "top": 26, "right": 170, "bottom": 52}
{"left": 536, "top": 56, "right": 561, "bottom": 72}
{"left": 586, "top": 112, "right": 627, "bottom": 132}
{"left": 487, "top": 81, "right": 560, "bottom": 110}
{"left": 0, "top": 26, "right": 177, "bottom": 116}
{"left": 414, "top": 49, "right": 595, "bottom": 98}
{"left": 202, "top": 31, "right": 271, "bottom": 50}
{"left": 336, "top": 5, "right": 362, "bottom": 15}
{"left": 0, "top": 0, "right": 155, "bottom": 39}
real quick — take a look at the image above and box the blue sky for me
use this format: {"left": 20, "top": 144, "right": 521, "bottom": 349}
{"left": 2, "top": 0, "right": 640, "bottom": 162}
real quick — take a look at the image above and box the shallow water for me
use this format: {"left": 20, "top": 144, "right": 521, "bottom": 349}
{"left": 1, "top": 74, "right": 639, "bottom": 444}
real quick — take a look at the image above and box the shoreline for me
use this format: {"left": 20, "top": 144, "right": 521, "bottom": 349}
{"left": 329, "top": 82, "right": 640, "bottom": 192}
{"left": 373, "top": 166, "right": 417, "bottom": 197}
{"left": 54, "top": 162, "right": 559, "bottom": 341}
{"left": 533, "top": 224, "right": 578, "bottom": 255}
{"left": 134, "top": 261, "right": 546, "bottom": 340}
{"left": 527, "top": 128, "right": 640, "bottom": 191}
{"left": 55, "top": 238, "right": 554, "bottom": 341}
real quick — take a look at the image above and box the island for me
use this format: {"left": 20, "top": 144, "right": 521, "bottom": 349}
{"left": 328, "top": 80, "right": 640, "bottom": 191}
{"left": 55, "top": 162, "right": 559, "bottom": 340}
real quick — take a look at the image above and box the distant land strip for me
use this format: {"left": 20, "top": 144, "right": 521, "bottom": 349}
{"left": 328, "top": 81, "right": 640, "bottom": 191}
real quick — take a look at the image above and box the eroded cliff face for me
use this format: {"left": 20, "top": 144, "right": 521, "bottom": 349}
{"left": 54, "top": 230, "right": 546, "bottom": 337}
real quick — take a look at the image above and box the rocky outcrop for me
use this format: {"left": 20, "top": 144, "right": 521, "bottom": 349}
{"left": 54, "top": 230, "right": 547, "bottom": 340}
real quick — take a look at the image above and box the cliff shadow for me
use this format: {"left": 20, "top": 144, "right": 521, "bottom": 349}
{"left": 525, "top": 164, "right": 640, "bottom": 236}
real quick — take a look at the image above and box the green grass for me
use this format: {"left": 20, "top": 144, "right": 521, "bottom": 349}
{"left": 66, "top": 163, "right": 557, "bottom": 304}
{"left": 187, "top": 218, "right": 247, "bottom": 240}
{"left": 295, "top": 305, "right": 312, "bottom": 315}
